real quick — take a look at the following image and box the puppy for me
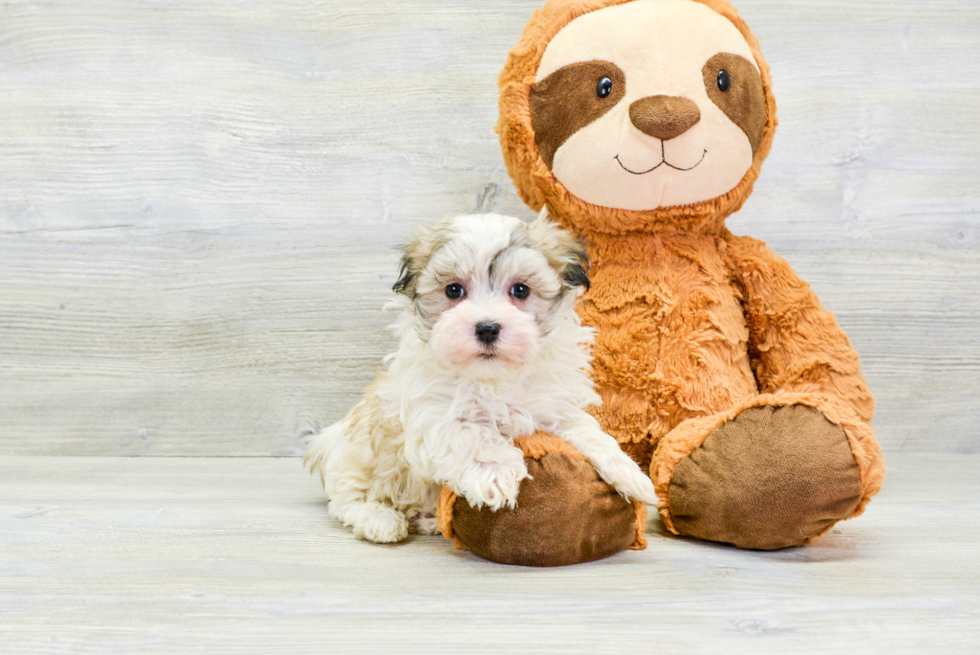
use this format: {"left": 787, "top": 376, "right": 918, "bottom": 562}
{"left": 305, "top": 213, "right": 657, "bottom": 543}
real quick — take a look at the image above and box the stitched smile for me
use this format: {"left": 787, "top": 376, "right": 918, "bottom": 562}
{"left": 615, "top": 146, "right": 707, "bottom": 175}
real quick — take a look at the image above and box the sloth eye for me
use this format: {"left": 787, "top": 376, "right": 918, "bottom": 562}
{"left": 596, "top": 76, "right": 613, "bottom": 99}
{"left": 510, "top": 283, "right": 530, "bottom": 300}
{"left": 717, "top": 69, "right": 731, "bottom": 92}
{"left": 445, "top": 283, "right": 465, "bottom": 300}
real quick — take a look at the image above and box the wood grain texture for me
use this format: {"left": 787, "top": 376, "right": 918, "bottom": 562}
{"left": 0, "top": 0, "right": 978, "bottom": 455}
{"left": 0, "top": 453, "right": 978, "bottom": 654}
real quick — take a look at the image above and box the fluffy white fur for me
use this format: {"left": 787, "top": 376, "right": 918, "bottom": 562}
{"left": 305, "top": 213, "right": 657, "bottom": 544}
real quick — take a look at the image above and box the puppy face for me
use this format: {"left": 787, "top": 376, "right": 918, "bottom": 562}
{"left": 393, "top": 214, "right": 589, "bottom": 378}
{"left": 530, "top": 0, "right": 766, "bottom": 211}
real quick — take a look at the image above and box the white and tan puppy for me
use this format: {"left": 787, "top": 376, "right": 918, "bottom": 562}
{"left": 305, "top": 213, "right": 657, "bottom": 544}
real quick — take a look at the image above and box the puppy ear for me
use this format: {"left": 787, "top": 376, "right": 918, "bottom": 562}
{"left": 525, "top": 216, "right": 591, "bottom": 293}
{"left": 392, "top": 252, "right": 420, "bottom": 297}
{"left": 561, "top": 249, "right": 591, "bottom": 292}
{"left": 392, "top": 222, "right": 449, "bottom": 297}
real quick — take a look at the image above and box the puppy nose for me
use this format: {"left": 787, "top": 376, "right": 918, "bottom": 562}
{"left": 629, "top": 95, "right": 701, "bottom": 141}
{"left": 475, "top": 322, "right": 501, "bottom": 345}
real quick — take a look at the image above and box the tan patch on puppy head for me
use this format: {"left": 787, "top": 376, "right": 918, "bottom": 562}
{"left": 524, "top": 217, "right": 591, "bottom": 292}
{"left": 393, "top": 215, "right": 589, "bottom": 342}
{"left": 530, "top": 60, "right": 626, "bottom": 169}
{"left": 702, "top": 52, "right": 765, "bottom": 156}
{"left": 392, "top": 223, "right": 452, "bottom": 298}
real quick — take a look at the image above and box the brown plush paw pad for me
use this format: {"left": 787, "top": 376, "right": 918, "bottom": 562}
{"left": 441, "top": 433, "right": 645, "bottom": 567}
{"left": 668, "top": 404, "right": 862, "bottom": 550}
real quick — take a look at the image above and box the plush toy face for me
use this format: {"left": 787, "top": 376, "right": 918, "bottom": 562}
{"left": 530, "top": 0, "right": 766, "bottom": 211}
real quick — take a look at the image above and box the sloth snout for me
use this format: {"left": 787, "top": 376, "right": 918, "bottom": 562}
{"left": 629, "top": 95, "right": 701, "bottom": 141}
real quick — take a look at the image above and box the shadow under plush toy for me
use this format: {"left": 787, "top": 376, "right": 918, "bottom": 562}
{"left": 438, "top": 0, "right": 886, "bottom": 561}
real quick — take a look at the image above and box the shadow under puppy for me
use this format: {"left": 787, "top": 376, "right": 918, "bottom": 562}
{"left": 305, "top": 213, "right": 656, "bottom": 543}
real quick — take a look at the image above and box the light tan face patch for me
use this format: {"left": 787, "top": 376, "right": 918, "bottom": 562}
{"left": 531, "top": 0, "right": 763, "bottom": 211}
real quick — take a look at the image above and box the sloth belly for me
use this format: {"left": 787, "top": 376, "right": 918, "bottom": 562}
{"left": 577, "top": 235, "right": 758, "bottom": 470}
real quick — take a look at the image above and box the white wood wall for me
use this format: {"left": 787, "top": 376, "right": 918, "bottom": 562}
{"left": 1, "top": 0, "right": 977, "bottom": 456}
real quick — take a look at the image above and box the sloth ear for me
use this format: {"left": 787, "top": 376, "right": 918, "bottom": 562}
{"left": 392, "top": 222, "right": 449, "bottom": 297}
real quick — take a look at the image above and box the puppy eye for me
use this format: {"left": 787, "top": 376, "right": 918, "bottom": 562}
{"left": 596, "top": 76, "right": 613, "bottom": 99}
{"left": 717, "top": 69, "right": 731, "bottom": 92}
{"left": 445, "top": 283, "right": 465, "bottom": 300}
{"left": 510, "top": 283, "right": 530, "bottom": 300}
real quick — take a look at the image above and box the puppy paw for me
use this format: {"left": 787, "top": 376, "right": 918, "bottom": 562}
{"left": 461, "top": 458, "right": 528, "bottom": 511}
{"left": 408, "top": 511, "right": 440, "bottom": 536}
{"left": 593, "top": 452, "right": 658, "bottom": 505}
{"left": 352, "top": 505, "right": 409, "bottom": 544}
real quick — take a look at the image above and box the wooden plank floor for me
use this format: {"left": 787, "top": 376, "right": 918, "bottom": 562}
{"left": 1, "top": 454, "right": 977, "bottom": 654}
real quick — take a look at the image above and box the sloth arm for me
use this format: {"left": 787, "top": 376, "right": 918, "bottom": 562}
{"left": 651, "top": 231, "right": 885, "bottom": 537}
{"left": 720, "top": 231, "right": 875, "bottom": 420}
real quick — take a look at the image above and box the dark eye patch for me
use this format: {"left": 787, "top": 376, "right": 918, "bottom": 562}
{"left": 702, "top": 53, "right": 766, "bottom": 156}
{"left": 530, "top": 60, "right": 626, "bottom": 169}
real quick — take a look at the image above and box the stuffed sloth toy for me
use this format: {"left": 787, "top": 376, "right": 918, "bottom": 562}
{"left": 438, "top": 0, "right": 885, "bottom": 563}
